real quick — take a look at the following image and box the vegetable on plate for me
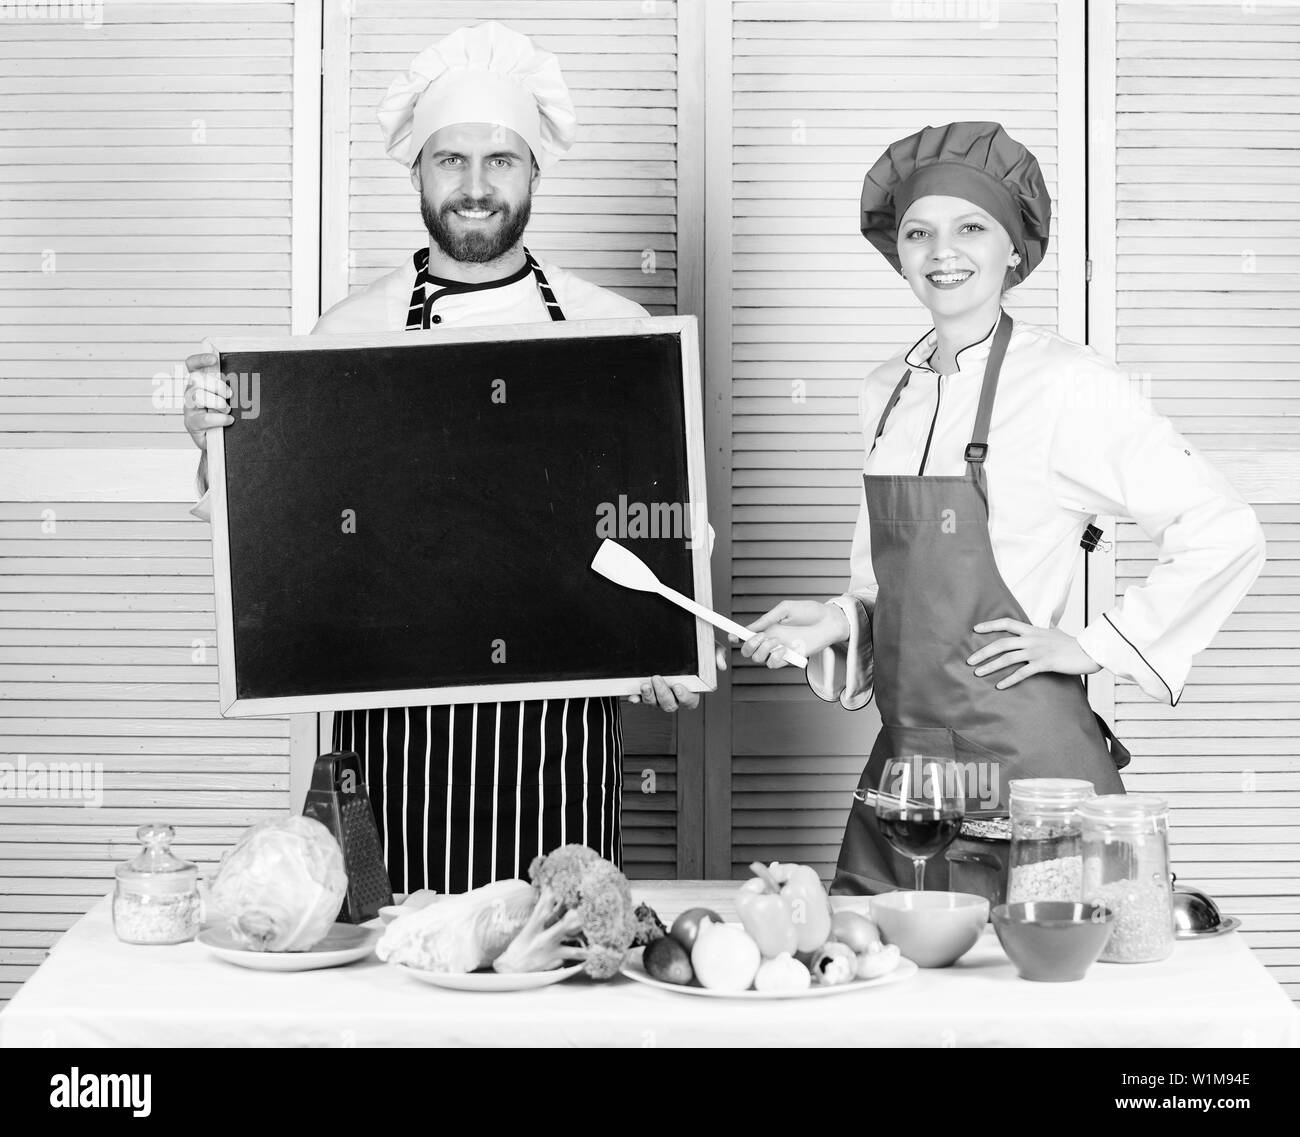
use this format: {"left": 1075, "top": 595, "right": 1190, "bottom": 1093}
{"left": 493, "top": 844, "right": 646, "bottom": 980}
{"left": 208, "top": 816, "right": 348, "bottom": 952}
{"left": 753, "top": 952, "right": 811, "bottom": 993}
{"left": 736, "top": 863, "right": 799, "bottom": 958}
{"left": 376, "top": 879, "right": 535, "bottom": 972}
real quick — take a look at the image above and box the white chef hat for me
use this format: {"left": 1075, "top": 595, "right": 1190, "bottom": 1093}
{"left": 376, "top": 21, "right": 576, "bottom": 189}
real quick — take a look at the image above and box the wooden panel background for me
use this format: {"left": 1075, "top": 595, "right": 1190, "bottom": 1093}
{"left": 0, "top": 0, "right": 306, "bottom": 1004}
{"left": 1102, "top": 0, "right": 1300, "bottom": 1003}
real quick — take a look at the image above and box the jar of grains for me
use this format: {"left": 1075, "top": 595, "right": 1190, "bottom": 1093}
{"left": 1007, "top": 778, "right": 1094, "bottom": 904}
{"left": 112, "top": 824, "right": 201, "bottom": 945}
{"left": 1079, "top": 795, "right": 1175, "bottom": 963}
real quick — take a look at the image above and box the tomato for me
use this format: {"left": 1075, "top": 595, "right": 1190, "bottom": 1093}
{"left": 669, "top": 907, "right": 723, "bottom": 951}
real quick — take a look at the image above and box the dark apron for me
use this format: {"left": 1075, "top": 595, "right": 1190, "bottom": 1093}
{"left": 832, "top": 314, "right": 1128, "bottom": 895}
{"left": 333, "top": 247, "right": 622, "bottom": 895}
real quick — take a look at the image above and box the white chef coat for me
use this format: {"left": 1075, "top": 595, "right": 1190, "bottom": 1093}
{"left": 809, "top": 316, "right": 1266, "bottom": 708}
{"left": 190, "top": 252, "right": 647, "bottom": 518}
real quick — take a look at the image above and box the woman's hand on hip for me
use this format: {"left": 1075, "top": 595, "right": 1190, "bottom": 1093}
{"left": 968, "top": 618, "right": 1103, "bottom": 690}
{"left": 736, "top": 600, "right": 850, "bottom": 669}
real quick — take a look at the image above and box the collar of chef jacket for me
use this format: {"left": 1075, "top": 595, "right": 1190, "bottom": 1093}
{"left": 904, "top": 310, "right": 1008, "bottom": 376}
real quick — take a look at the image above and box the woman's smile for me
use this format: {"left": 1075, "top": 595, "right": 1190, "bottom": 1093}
{"left": 924, "top": 268, "right": 974, "bottom": 289}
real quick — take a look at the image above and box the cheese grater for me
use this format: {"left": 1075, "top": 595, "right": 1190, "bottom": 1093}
{"left": 301, "top": 750, "right": 393, "bottom": 924}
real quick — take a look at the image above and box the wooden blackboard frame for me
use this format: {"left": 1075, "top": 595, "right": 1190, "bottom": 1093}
{"left": 206, "top": 315, "right": 714, "bottom": 717}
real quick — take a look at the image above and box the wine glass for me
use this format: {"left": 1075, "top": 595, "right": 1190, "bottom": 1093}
{"left": 872, "top": 756, "right": 966, "bottom": 891}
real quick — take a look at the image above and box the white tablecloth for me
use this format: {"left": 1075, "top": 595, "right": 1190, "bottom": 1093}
{"left": 2, "top": 882, "right": 1297, "bottom": 1048}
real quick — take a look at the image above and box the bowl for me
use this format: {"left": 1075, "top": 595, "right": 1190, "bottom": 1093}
{"left": 870, "top": 891, "right": 989, "bottom": 967}
{"left": 828, "top": 896, "right": 875, "bottom": 918}
{"left": 992, "top": 901, "right": 1115, "bottom": 981}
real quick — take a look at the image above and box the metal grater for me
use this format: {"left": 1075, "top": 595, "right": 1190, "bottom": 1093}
{"left": 301, "top": 750, "right": 394, "bottom": 924}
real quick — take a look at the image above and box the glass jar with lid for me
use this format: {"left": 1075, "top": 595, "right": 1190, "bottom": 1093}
{"left": 112, "top": 823, "right": 202, "bottom": 945}
{"left": 1080, "top": 795, "right": 1174, "bottom": 963}
{"left": 1006, "top": 778, "right": 1094, "bottom": 904}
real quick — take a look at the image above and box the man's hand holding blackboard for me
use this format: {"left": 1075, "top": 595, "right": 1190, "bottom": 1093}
{"left": 182, "top": 351, "right": 235, "bottom": 450}
{"left": 629, "top": 648, "right": 728, "bottom": 712}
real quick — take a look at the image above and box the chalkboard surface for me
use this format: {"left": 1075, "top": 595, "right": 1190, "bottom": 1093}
{"left": 208, "top": 317, "right": 712, "bottom": 716}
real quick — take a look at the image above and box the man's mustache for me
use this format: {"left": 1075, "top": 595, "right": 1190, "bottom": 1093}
{"left": 442, "top": 198, "right": 505, "bottom": 214}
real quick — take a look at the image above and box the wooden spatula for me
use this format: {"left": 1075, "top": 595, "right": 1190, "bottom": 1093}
{"left": 590, "top": 539, "right": 809, "bottom": 669}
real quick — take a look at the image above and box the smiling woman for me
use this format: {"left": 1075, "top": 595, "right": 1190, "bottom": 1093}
{"left": 738, "top": 121, "right": 1267, "bottom": 896}
{"left": 895, "top": 200, "right": 1016, "bottom": 375}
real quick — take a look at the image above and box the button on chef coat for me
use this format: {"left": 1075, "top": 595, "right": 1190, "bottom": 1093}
{"left": 191, "top": 253, "right": 647, "bottom": 516}
{"left": 809, "top": 317, "right": 1266, "bottom": 708}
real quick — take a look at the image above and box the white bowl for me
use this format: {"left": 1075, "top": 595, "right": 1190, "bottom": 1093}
{"left": 829, "top": 896, "right": 875, "bottom": 918}
{"left": 870, "top": 891, "right": 988, "bottom": 968}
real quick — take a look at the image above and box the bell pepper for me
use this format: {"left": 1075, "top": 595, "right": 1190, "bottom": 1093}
{"left": 764, "top": 861, "right": 834, "bottom": 953}
{"left": 736, "top": 874, "right": 799, "bottom": 958}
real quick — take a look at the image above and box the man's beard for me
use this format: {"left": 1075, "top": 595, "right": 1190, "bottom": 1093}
{"left": 423, "top": 194, "right": 531, "bottom": 265}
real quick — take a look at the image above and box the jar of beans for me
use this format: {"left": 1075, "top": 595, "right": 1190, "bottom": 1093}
{"left": 113, "top": 824, "right": 202, "bottom": 945}
{"left": 1080, "top": 796, "right": 1175, "bottom": 963}
{"left": 1007, "top": 778, "right": 1094, "bottom": 905}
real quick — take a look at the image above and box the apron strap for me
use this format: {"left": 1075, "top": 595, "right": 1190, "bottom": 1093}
{"left": 524, "top": 248, "right": 565, "bottom": 322}
{"left": 867, "top": 370, "right": 912, "bottom": 458}
{"left": 964, "top": 311, "right": 1014, "bottom": 467}
{"left": 867, "top": 313, "right": 1015, "bottom": 464}
{"left": 404, "top": 246, "right": 567, "bottom": 330}
{"left": 405, "top": 247, "right": 434, "bottom": 330}
{"left": 1093, "top": 711, "right": 1132, "bottom": 770}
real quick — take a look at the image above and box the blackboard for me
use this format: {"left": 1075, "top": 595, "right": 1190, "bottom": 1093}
{"left": 207, "top": 316, "right": 713, "bottom": 717}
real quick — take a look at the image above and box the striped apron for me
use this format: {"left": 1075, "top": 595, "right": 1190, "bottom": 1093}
{"left": 331, "top": 247, "right": 624, "bottom": 894}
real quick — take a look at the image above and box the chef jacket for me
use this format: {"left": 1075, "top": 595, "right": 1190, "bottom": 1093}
{"left": 808, "top": 316, "right": 1266, "bottom": 709}
{"left": 190, "top": 252, "right": 646, "bottom": 517}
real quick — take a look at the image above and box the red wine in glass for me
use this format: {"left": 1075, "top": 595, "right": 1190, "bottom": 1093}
{"left": 874, "top": 758, "right": 966, "bottom": 890}
{"left": 877, "top": 809, "right": 963, "bottom": 861}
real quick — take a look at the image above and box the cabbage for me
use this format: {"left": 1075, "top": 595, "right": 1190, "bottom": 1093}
{"left": 210, "top": 816, "right": 348, "bottom": 951}
{"left": 377, "top": 879, "right": 535, "bottom": 972}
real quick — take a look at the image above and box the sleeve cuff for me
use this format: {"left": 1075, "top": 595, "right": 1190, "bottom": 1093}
{"left": 1077, "top": 613, "right": 1182, "bottom": 707}
{"left": 805, "top": 596, "right": 874, "bottom": 710}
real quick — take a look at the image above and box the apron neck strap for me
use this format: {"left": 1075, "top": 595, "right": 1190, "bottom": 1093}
{"left": 524, "top": 248, "right": 565, "bottom": 322}
{"left": 964, "top": 311, "right": 1013, "bottom": 467}
{"left": 405, "top": 247, "right": 566, "bottom": 329}
{"left": 867, "top": 311, "right": 1013, "bottom": 464}
{"left": 867, "top": 370, "right": 912, "bottom": 458}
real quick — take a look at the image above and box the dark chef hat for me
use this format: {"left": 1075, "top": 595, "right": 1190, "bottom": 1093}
{"left": 860, "top": 121, "right": 1051, "bottom": 287}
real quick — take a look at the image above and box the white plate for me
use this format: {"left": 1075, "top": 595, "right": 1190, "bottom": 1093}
{"left": 394, "top": 961, "right": 586, "bottom": 991}
{"left": 620, "top": 948, "right": 917, "bottom": 999}
{"left": 198, "top": 923, "right": 380, "bottom": 971}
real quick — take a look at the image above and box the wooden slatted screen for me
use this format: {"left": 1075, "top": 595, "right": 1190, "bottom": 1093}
{"left": 0, "top": 1, "right": 298, "bottom": 447}
{"left": 726, "top": 0, "right": 1077, "bottom": 877}
{"left": 326, "top": 0, "right": 688, "bottom": 877}
{"left": 0, "top": 0, "right": 302, "bottom": 1004}
{"left": 1106, "top": 0, "right": 1300, "bottom": 1001}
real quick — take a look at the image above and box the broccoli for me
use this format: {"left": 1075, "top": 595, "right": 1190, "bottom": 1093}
{"left": 492, "top": 844, "right": 639, "bottom": 980}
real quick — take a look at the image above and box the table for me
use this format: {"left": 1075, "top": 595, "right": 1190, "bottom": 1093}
{"left": 2, "top": 881, "right": 1297, "bottom": 1047}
